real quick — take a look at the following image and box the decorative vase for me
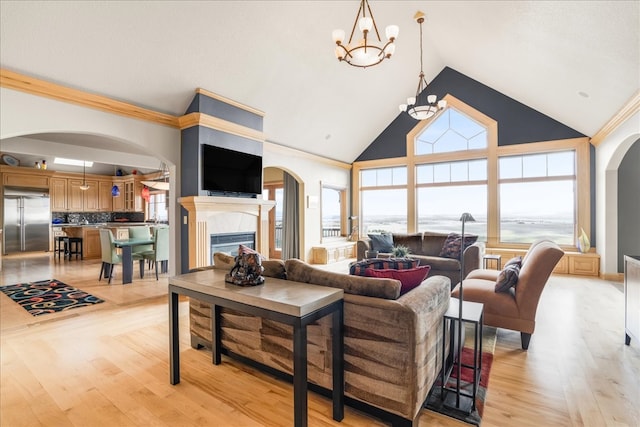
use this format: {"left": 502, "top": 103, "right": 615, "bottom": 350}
{"left": 577, "top": 228, "right": 590, "bottom": 253}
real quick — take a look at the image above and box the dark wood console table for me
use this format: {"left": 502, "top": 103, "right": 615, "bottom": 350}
{"left": 624, "top": 255, "right": 640, "bottom": 346}
{"left": 169, "top": 269, "right": 344, "bottom": 427}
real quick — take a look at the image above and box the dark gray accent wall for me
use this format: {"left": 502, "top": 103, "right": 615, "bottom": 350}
{"left": 180, "top": 92, "right": 265, "bottom": 274}
{"left": 356, "top": 67, "right": 585, "bottom": 161}
{"left": 180, "top": 125, "right": 263, "bottom": 197}
{"left": 617, "top": 138, "right": 640, "bottom": 272}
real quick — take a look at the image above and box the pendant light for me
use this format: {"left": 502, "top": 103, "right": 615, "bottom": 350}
{"left": 79, "top": 161, "right": 90, "bottom": 191}
{"left": 111, "top": 166, "right": 120, "bottom": 196}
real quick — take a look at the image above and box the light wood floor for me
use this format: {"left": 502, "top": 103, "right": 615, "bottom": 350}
{"left": 1, "top": 253, "right": 639, "bottom": 426}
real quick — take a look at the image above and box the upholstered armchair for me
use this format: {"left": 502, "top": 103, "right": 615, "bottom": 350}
{"left": 452, "top": 240, "right": 564, "bottom": 350}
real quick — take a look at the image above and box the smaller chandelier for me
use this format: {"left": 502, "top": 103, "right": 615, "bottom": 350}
{"left": 399, "top": 12, "right": 446, "bottom": 120}
{"left": 332, "top": 0, "right": 398, "bottom": 68}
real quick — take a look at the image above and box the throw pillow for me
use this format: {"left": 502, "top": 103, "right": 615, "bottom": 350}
{"left": 365, "top": 265, "right": 431, "bottom": 295}
{"left": 504, "top": 255, "right": 523, "bottom": 269}
{"left": 367, "top": 233, "right": 394, "bottom": 253}
{"left": 494, "top": 264, "right": 520, "bottom": 292}
{"left": 349, "top": 258, "right": 420, "bottom": 276}
{"left": 439, "top": 233, "right": 479, "bottom": 259}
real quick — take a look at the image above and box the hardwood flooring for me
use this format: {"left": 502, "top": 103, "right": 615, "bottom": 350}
{"left": 1, "top": 253, "right": 639, "bottom": 426}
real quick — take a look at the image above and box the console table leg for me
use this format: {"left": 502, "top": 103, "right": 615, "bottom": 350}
{"left": 169, "top": 291, "right": 180, "bottom": 385}
{"left": 212, "top": 304, "right": 222, "bottom": 365}
{"left": 332, "top": 301, "right": 345, "bottom": 421}
{"left": 293, "top": 321, "right": 308, "bottom": 427}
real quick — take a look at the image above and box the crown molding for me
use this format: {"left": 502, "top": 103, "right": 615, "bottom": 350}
{"left": 178, "top": 112, "right": 265, "bottom": 143}
{"left": 195, "top": 88, "right": 265, "bottom": 117}
{"left": 0, "top": 68, "right": 179, "bottom": 128}
{"left": 590, "top": 91, "right": 640, "bottom": 147}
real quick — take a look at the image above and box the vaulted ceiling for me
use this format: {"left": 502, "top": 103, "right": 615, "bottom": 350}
{"left": 1, "top": 1, "right": 638, "bottom": 165}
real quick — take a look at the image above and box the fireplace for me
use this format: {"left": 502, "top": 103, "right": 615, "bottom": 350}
{"left": 211, "top": 232, "right": 256, "bottom": 264}
{"left": 178, "top": 196, "right": 275, "bottom": 270}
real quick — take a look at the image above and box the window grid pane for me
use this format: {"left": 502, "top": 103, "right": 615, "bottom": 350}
{"left": 415, "top": 107, "right": 487, "bottom": 155}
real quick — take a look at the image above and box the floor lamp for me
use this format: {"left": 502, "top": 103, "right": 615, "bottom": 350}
{"left": 453, "top": 212, "right": 475, "bottom": 411}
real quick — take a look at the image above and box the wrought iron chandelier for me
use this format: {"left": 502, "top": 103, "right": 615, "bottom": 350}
{"left": 332, "top": 0, "right": 398, "bottom": 68}
{"left": 399, "top": 12, "right": 446, "bottom": 120}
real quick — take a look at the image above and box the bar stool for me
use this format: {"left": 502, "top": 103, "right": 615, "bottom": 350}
{"left": 54, "top": 236, "right": 68, "bottom": 261}
{"left": 67, "top": 237, "right": 83, "bottom": 260}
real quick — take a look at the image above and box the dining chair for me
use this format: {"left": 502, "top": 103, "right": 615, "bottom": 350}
{"left": 129, "top": 226, "right": 153, "bottom": 278}
{"left": 142, "top": 226, "right": 169, "bottom": 280}
{"left": 99, "top": 228, "right": 122, "bottom": 284}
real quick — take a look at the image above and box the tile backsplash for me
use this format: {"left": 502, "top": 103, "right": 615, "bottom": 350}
{"left": 52, "top": 212, "right": 145, "bottom": 224}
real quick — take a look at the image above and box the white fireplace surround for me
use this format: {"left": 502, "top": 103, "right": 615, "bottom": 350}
{"left": 178, "top": 196, "right": 275, "bottom": 270}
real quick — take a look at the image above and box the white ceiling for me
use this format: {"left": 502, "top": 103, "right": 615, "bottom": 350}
{"left": 1, "top": 1, "right": 638, "bottom": 165}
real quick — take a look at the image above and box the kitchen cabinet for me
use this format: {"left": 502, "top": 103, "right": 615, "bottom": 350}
{"left": 50, "top": 178, "right": 68, "bottom": 211}
{"left": 98, "top": 181, "right": 113, "bottom": 212}
{"left": 112, "top": 180, "right": 125, "bottom": 211}
{"left": 123, "top": 178, "right": 144, "bottom": 212}
{"left": 3, "top": 171, "right": 49, "bottom": 188}
{"left": 83, "top": 228, "right": 102, "bottom": 259}
{"left": 68, "top": 179, "right": 99, "bottom": 211}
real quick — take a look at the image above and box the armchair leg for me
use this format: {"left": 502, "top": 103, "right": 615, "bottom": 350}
{"left": 521, "top": 332, "right": 532, "bottom": 350}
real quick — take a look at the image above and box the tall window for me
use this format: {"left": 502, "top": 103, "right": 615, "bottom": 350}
{"left": 416, "top": 160, "right": 487, "bottom": 240}
{"left": 321, "top": 185, "right": 346, "bottom": 240}
{"left": 360, "top": 166, "right": 407, "bottom": 234}
{"left": 415, "top": 107, "right": 488, "bottom": 239}
{"left": 499, "top": 151, "right": 576, "bottom": 245}
{"left": 148, "top": 192, "right": 168, "bottom": 222}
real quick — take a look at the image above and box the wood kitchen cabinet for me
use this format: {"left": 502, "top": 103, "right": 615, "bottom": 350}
{"left": 112, "top": 180, "right": 125, "bottom": 211}
{"left": 50, "top": 178, "right": 68, "bottom": 211}
{"left": 98, "top": 181, "right": 113, "bottom": 211}
{"left": 123, "top": 178, "right": 144, "bottom": 212}
{"left": 68, "top": 179, "right": 99, "bottom": 211}
{"left": 83, "top": 228, "right": 102, "bottom": 259}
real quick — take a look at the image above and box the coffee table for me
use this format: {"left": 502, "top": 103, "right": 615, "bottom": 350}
{"left": 168, "top": 269, "right": 344, "bottom": 427}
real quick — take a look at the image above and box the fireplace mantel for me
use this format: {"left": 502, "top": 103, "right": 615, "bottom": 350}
{"left": 178, "top": 196, "right": 275, "bottom": 269}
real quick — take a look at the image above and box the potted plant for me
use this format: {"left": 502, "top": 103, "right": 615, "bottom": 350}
{"left": 391, "top": 245, "right": 411, "bottom": 258}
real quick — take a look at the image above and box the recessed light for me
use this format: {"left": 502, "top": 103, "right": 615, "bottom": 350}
{"left": 578, "top": 91, "right": 589, "bottom": 98}
{"left": 54, "top": 158, "right": 93, "bottom": 167}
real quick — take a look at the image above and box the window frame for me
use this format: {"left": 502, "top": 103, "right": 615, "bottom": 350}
{"left": 352, "top": 94, "right": 591, "bottom": 252}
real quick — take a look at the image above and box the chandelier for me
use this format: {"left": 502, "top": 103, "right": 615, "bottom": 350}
{"left": 332, "top": 0, "right": 398, "bottom": 68}
{"left": 399, "top": 12, "right": 446, "bottom": 120}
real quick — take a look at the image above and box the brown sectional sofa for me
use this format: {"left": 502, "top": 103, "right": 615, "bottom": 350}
{"left": 357, "top": 231, "right": 484, "bottom": 286}
{"left": 189, "top": 254, "right": 451, "bottom": 426}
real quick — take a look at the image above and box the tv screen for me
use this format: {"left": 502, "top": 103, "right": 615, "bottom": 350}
{"left": 201, "top": 144, "right": 263, "bottom": 197}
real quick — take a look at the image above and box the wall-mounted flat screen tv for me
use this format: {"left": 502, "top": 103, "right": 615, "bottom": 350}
{"left": 201, "top": 144, "right": 263, "bottom": 197}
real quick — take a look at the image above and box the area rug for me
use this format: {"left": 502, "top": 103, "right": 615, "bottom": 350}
{"left": 0, "top": 279, "right": 104, "bottom": 316}
{"left": 424, "top": 325, "right": 497, "bottom": 425}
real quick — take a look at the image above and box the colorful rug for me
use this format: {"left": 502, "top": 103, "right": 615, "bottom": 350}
{"left": 0, "top": 279, "right": 104, "bottom": 316}
{"left": 424, "top": 325, "right": 497, "bottom": 425}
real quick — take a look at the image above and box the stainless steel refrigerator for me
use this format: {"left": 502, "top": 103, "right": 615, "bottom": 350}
{"left": 3, "top": 189, "right": 50, "bottom": 254}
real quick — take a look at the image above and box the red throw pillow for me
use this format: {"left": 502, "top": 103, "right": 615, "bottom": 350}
{"left": 364, "top": 265, "right": 431, "bottom": 295}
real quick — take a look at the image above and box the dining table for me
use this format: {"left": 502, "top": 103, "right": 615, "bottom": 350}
{"left": 113, "top": 237, "right": 154, "bottom": 284}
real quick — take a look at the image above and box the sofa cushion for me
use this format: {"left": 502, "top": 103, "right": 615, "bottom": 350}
{"left": 349, "top": 258, "right": 420, "bottom": 276}
{"left": 438, "top": 233, "right": 479, "bottom": 259}
{"left": 285, "top": 258, "right": 402, "bottom": 300}
{"left": 391, "top": 233, "right": 424, "bottom": 256}
{"left": 368, "top": 233, "right": 394, "bottom": 253}
{"left": 494, "top": 264, "right": 520, "bottom": 292}
{"left": 364, "top": 265, "right": 431, "bottom": 295}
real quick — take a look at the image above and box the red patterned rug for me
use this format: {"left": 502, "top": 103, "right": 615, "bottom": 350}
{"left": 424, "top": 326, "right": 496, "bottom": 425}
{"left": 0, "top": 279, "right": 104, "bottom": 316}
